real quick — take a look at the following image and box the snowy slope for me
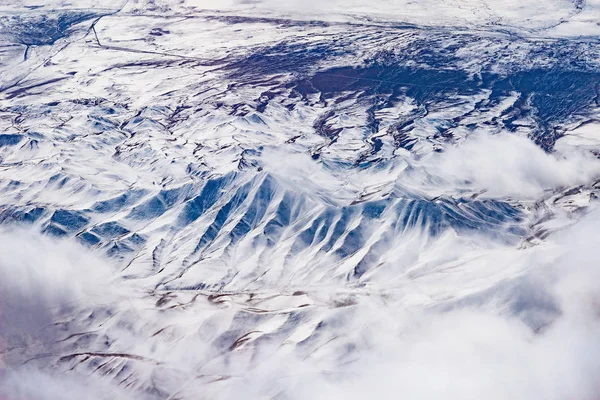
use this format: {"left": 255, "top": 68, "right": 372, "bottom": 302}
{"left": 1, "top": 1, "right": 600, "bottom": 399}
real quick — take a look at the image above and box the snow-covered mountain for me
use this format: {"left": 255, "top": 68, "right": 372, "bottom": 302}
{"left": 1, "top": 1, "right": 600, "bottom": 399}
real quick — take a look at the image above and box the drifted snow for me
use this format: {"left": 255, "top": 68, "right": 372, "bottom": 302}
{"left": 1, "top": 0, "right": 600, "bottom": 399}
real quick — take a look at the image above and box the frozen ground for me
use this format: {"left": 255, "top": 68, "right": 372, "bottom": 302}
{"left": 1, "top": 0, "right": 600, "bottom": 399}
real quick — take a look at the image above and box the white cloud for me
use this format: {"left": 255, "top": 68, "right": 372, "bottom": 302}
{"left": 1, "top": 202, "right": 600, "bottom": 400}
{"left": 421, "top": 131, "right": 600, "bottom": 198}
{"left": 0, "top": 229, "right": 127, "bottom": 400}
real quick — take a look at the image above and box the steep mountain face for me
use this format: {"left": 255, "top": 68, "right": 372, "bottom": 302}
{"left": 1, "top": 1, "right": 600, "bottom": 399}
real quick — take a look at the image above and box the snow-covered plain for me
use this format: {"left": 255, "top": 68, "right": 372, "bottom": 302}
{"left": 1, "top": 0, "right": 600, "bottom": 398}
